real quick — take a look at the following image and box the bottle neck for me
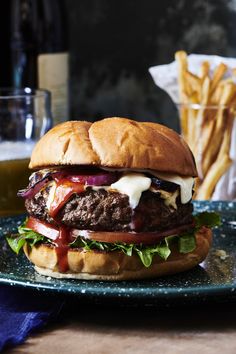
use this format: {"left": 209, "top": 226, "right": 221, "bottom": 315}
{"left": 10, "top": 0, "right": 68, "bottom": 88}
{"left": 10, "top": 0, "right": 67, "bottom": 54}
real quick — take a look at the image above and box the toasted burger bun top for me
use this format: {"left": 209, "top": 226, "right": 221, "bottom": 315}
{"left": 29, "top": 117, "right": 197, "bottom": 176}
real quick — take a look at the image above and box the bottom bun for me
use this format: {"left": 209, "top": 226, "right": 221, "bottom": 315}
{"left": 23, "top": 227, "right": 212, "bottom": 281}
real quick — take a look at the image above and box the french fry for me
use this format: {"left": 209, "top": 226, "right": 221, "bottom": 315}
{"left": 218, "top": 107, "right": 235, "bottom": 158}
{"left": 200, "top": 108, "right": 217, "bottom": 154}
{"left": 185, "top": 71, "right": 201, "bottom": 101}
{"left": 194, "top": 76, "right": 210, "bottom": 178}
{"left": 179, "top": 106, "right": 189, "bottom": 141}
{"left": 210, "top": 62, "right": 227, "bottom": 95}
{"left": 175, "top": 51, "right": 188, "bottom": 99}
{"left": 200, "top": 76, "right": 210, "bottom": 105}
{"left": 210, "top": 83, "right": 223, "bottom": 105}
{"left": 199, "top": 61, "right": 210, "bottom": 81}
{"left": 195, "top": 153, "right": 232, "bottom": 200}
{"left": 219, "top": 78, "right": 234, "bottom": 85}
{"left": 187, "top": 92, "right": 199, "bottom": 151}
{"left": 232, "top": 68, "right": 236, "bottom": 76}
{"left": 210, "top": 79, "right": 234, "bottom": 105}
{"left": 196, "top": 109, "right": 234, "bottom": 199}
{"left": 216, "top": 83, "right": 235, "bottom": 130}
{"left": 201, "top": 82, "right": 235, "bottom": 176}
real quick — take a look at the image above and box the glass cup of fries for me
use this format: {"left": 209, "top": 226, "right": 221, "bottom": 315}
{"left": 177, "top": 102, "right": 235, "bottom": 200}
{"left": 0, "top": 88, "right": 52, "bottom": 216}
{"left": 175, "top": 51, "right": 236, "bottom": 200}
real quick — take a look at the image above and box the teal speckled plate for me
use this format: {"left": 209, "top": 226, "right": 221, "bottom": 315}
{"left": 0, "top": 201, "right": 236, "bottom": 306}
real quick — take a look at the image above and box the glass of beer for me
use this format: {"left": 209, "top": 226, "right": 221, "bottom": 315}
{"left": 0, "top": 88, "right": 52, "bottom": 216}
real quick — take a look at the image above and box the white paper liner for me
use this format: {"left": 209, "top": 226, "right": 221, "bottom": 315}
{"left": 149, "top": 54, "right": 236, "bottom": 200}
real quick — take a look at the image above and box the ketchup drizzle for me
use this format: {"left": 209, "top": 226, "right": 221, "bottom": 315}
{"left": 49, "top": 179, "right": 84, "bottom": 272}
{"left": 54, "top": 226, "right": 71, "bottom": 272}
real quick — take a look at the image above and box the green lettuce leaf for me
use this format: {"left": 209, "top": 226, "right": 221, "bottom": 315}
{"left": 135, "top": 248, "right": 153, "bottom": 268}
{"left": 194, "top": 212, "right": 221, "bottom": 229}
{"left": 178, "top": 232, "right": 196, "bottom": 253}
{"left": 6, "top": 219, "right": 46, "bottom": 254}
{"left": 70, "top": 236, "right": 176, "bottom": 267}
{"left": 6, "top": 230, "right": 45, "bottom": 254}
{"left": 6, "top": 211, "right": 220, "bottom": 267}
{"left": 177, "top": 211, "right": 220, "bottom": 255}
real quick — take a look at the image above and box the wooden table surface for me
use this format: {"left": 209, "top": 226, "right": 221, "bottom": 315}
{"left": 4, "top": 301, "right": 236, "bottom": 354}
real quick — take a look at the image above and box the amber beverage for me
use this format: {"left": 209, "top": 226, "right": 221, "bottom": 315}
{"left": 0, "top": 141, "right": 35, "bottom": 216}
{"left": 0, "top": 158, "right": 30, "bottom": 216}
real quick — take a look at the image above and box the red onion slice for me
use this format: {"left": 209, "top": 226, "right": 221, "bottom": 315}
{"left": 18, "top": 169, "right": 60, "bottom": 199}
{"left": 18, "top": 170, "right": 119, "bottom": 200}
{"left": 67, "top": 172, "right": 119, "bottom": 186}
{"left": 17, "top": 178, "right": 50, "bottom": 199}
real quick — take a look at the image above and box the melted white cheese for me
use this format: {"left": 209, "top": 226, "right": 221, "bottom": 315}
{"left": 150, "top": 188, "right": 179, "bottom": 209}
{"left": 101, "top": 167, "right": 194, "bottom": 204}
{"left": 110, "top": 173, "right": 151, "bottom": 209}
{"left": 46, "top": 181, "right": 56, "bottom": 210}
{"left": 150, "top": 171, "right": 194, "bottom": 204}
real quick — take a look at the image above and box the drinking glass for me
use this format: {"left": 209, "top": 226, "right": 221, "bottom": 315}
{"left": 0, "top": 88, "right": 52, "bottom": 216}
{"left": 177, "top": 103, "right": 236, "bottom": 200}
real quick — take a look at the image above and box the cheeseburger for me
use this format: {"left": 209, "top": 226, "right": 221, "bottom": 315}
{"left": 7, "top": 117, "right": 219, "bottom": 280}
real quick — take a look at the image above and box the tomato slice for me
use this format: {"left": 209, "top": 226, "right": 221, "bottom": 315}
{"left": 26, "top": 217, "right": 71, "bottom": 272}
{"left": 26, "top": 216, "right": 194, "bottom": 246}
{"left": 71, "top": 223, "right": 194, "bottom": 245}
{"left": 26, "top": 217, "right": 59, "bottom": 240}
{"left": 49, "top": 179, "right": 84, "bottom": 218}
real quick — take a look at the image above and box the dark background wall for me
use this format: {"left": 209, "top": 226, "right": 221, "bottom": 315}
{"left": 65, "top": 0, "right": 236, "bottom": 131}
{"left": 1, "top": 0, "right": 235, "bottom": 131}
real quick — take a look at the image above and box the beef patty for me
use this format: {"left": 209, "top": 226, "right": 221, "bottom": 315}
{"left": 25, "top": 186, "right": 193, "bottom": 232}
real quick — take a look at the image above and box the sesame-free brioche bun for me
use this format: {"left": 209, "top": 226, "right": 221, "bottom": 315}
{"left": 29, "top": 117, "right": 197, "bottom": 176}
{"left": 23, "top": 227, "right": 211, "bottom": 281}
